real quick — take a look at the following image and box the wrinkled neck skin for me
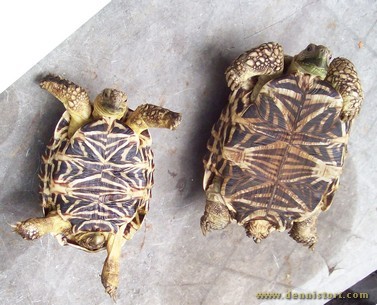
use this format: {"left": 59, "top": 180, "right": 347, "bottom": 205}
{"left": 92, "top": 100, "right": 128, "bottom": 121}
{"left": 288, "top": 57, "right": 328, "bottom": 80}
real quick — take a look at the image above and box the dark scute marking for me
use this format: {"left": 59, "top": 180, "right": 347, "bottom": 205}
{"left": 300, "top": 108, "right": 337, "bottom": 133}
{"left": 207, "top": 136, "right": 215, "bottom": 149}
{"left": 311, "top": 79, "right": 341, "bottom": 98}
{"left": 214, "top": 157, "right": 224, "bottom": 170}
{"left": 226, "top": 126, "right": 245, "bottom": 147}
{"left": 278, "top": 93, "right": 302, "bottom": 118}
{"left": 308, "top": 87, "right": 331, "bottom": 96}
{"left": 223, "top": 125, "right": 232, "bottom": 145}
{"left": 72, "top": 219, "right": 118, "bottom": 232}
{"left": 81, "top": 120, "right": 108, "bottom": 133}
{"left": 256, "top": 94, "right": 287, "bottom": 130}
{"left": 299, "top": 144, "right": 344, "bottom": 166}
{"left": 260, "top": 92, "right": 298, "bottom": 131}
{"left": 300, "top": 101, "right": 327, "bottom": 120}
{"left": 271, "top": 76, "right": 301, "bottom": 94}
{"left": 102, "top": 167, "right": 148, "bottom": 190}
{"left": 286, "top": 149, "right": 317, "bottom": 167}
{"left": 232, "top": 200, "right": 261, "bottom": 223}
{"left": 213, "top": 120, "right": 223, "bottom": 133}
{"left": 331, "top": 120, "right": 344, "bottom": 137}
{"left": 225, "top": 171, "right": 271, "bottom": 198}
{"left": 287, "top": 179, "right": 329, "bottom": 211}
{"left": 68, "top": 139, "right": 100, "bottom": 161}
{"left": 244, "top": 133, "right": 277, "bottom": 147}
{"left": 236, "top": 98, "right": 245, "bottom": 114}
{"left": 203, "top": 151, "right": 211, "bottom": 165}
{"left": 112, "top": 124, "right": 134, "bottom": 135}
{"left": 243, "top": 103, "right": 257, "bottom": 119}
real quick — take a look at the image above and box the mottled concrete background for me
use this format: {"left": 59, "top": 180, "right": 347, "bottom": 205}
{"left": 1, "top": 1, "right": 376, "bottom": 305}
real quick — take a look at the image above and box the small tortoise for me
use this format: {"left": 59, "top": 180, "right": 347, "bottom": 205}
{"left": 14, "top": 75, "right": 181, "bottom": 298}
{"left": 201, "top": 42, "right": 363, "bottom": 248}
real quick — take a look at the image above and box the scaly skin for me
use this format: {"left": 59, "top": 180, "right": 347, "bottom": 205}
{"left": 40, "top": 75, "right": 92, "bottom": 138}
{"left": 101, "top": 232, "right": 123, "bottom": 302}
{"left": 93, "top": 88, "right": 128, "bottom": 120}
{"left": 325, "top": 57, "right": 364, "bottom": 122}
{"left": 200, "top": 176, "right": 231, "bottom": 235}
{"left": 101, "top": 209, "right": 147, "bottom": 300}
{"left": 289, "top": 213, "right": 319, "bottom": 250}
{"left": 289, "top": 43, "right": 332, "bottom": 80}
{"left": 125, "top": 104, "right": 182, "bottom": 135}
{"left": 13, "top": 212, "right": 71, "bottom": 240}
{"left": 225, "top": 42, "right": 284, "bottom": 91}
{"left": 244, "top": 219, "right": 275, "bottom": 243}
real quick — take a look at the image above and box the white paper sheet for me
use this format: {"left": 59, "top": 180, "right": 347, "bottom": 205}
{"left": 0, "top": 0, "right": 110, "bottom": 94}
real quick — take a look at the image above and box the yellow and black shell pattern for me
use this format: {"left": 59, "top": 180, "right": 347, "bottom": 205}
{"left": 40, "top": 111, "right": 154, "bottom": 235}
{"left": 204, "top": 73, "right": 350, "bottom": 229}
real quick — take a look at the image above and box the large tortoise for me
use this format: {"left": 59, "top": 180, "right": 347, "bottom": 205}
{"left": 14, "top": 75, "right": 181, "bottom": 298}
{"left": 201, "top": 42, "right": 363, "bottom": 248}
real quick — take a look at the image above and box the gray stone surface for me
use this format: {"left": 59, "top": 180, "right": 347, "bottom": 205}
{"left": 1, "top": 1, "right": 377, "bottom": 304}
{"left": 327, "top": 271, "right": 377, "bottom": 305}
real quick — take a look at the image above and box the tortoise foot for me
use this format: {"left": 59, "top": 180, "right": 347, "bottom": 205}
{"left": 13, "top": 219, "right": 43, "bottom": 240}
{"left": 289, "top": 217, "right": 318, "bottom": 250}
{"left": 200, "top": 199, "right": 231, "bottom": 236}
{"left": 101, "top": 258, "right": 119, "bottom": 301}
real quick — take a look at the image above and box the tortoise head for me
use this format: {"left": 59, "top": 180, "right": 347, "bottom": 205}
{"left": 93, "top": 88, "right": 128, "bottom": 120}
{"left": 75, "top": 232, "right": 107, "bottom": 251}
{"left": 290, "top": 44, "right": 332, "bottom": 80}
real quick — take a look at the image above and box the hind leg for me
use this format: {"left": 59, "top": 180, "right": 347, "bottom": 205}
{"left": 14, "top": 212, "right": 71, "bottom": 240}
{"left": 201, "top": 176, "right": 231, "bottom": 235}
{"left": 101, "top": 205, "right": 147, "bottom": 300}
{"left": 289, "top": 213, "right": 319, "bottom": 250}
{"left": 101, "top": 230, "right": 125, "bottom": 301}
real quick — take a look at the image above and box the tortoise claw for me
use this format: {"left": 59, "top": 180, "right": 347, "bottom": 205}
{"left": 102, "top": 278, "right": 118, "bottom": 302}
{"left": 13, "top": 220, "right": 41, "bottom": 240}
{"left": 166, "top": 111, "right": 182, "bottom": 130}
{"left": 101, "top": 258, "right": 119, "bottom": 301}
{"left": 225, "top": 69, "right": 241, "bottom": 91}
{"left": 200, "top": 215, "right": 211, "bottom": 236}
{"left": 105, "top": 285, "right": 118, "bottom": 303}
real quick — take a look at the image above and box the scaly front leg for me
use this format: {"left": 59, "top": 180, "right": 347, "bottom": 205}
{"left": 125, "top": 104, "right": 182, "bottom": 135}
{"left": 225, "top": 42, "right": 284, "bottom": 91}
{"left": 40, "top": 74, "right": 92, "bottom": 138}
{"left": 325, "top": 57, "right": 364, "bottom": 122}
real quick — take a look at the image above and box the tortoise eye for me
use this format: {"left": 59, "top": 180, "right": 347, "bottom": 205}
{"left": 306, "top": 44, "right": 314, "bottom": 52}
{"left": 103, "top": 89, "right": 111, "bottom": 99}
